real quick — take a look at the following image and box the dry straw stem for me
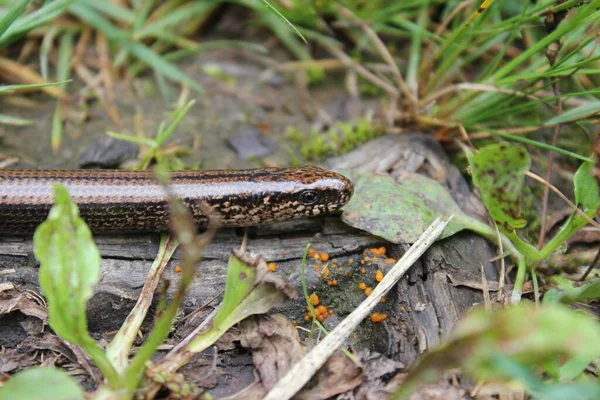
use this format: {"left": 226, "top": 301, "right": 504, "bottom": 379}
{"left": 263, "top": 217, "right": 450, "bottom": 400}
{"left": 525, "top": 171, "right": 600, "bottom": 229}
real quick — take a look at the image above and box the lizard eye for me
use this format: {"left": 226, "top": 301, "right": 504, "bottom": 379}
{"left": 299, "top": 190, "right": 319, "bottom": 205}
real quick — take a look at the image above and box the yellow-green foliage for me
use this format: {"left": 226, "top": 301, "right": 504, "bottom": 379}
{"left": 287, "top": 118, "right": 384, "bottom": 161}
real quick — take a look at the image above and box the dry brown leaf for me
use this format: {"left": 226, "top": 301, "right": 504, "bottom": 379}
{"left": 239, "top": 314, "right": 308, "bottom": 391}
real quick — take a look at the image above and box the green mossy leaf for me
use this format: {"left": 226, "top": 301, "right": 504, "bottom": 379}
{"left": 340, "top": 172, "right": 467, "bottom": 243}
{"left": 469, "top": 143, "right": 531, "bottom": 231}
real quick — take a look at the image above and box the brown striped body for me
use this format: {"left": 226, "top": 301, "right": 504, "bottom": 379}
{"left": 0, "top": 166, "right": 353, "bottom": 234}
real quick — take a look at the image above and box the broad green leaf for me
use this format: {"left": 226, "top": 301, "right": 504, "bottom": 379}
{"left": 573, "top": 161, "right": 600, "bottom": 216}
{"left": 392, "top": 303, "right": 600, "bottom": 400}
{"left": 187, "top": 253, "right": 296, "bottom": 353}
{"left": 469, "top": 143, "right": 531, "bottom": 231}
{"left": 545, "top": 101, "right": 600, "bottom": 125}
{"left": 543, "top": 276, "right": 600, "bottom": 305}
{"left": 0, "top": 0, "right": 30, "bottom": 40}
{"left": 340, "top": 172, "right": 467, "bottom": 243}
{"left": 34, "top": 185, "right": 100, "bottom": 345}
{"left": 0, "top": 367, "right": 84, "bottom": 400}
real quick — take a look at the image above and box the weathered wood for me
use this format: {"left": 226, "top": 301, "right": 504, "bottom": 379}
{"left": 0, "top": 134, "right": 500, "bottom": 396}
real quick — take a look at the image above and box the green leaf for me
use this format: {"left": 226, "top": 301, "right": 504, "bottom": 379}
{"left": 484, "top": 130, "right": 593, "bottom": 164}
{"left": 0, "top": 0, "right": 30, "bottom": 40}
{"left": 68, "top": 3, "right": 129, "bottom": 42}
{"left": 0, "top": 80, "right": 72, "bottom": 94}
{"left": 260, "top": 0, "right": 306, "bottom": 43}
{"left": 155, "top": 100, "right": 195, "bottom": 145}
{"left": 0, "top": 114, "right": 34, "bottom": 126}
{"left": 34, "top": 185, "right": 100, "bottom": 345}
{"left": 573, "top": 161, "right": 600, "bottom": 216}
{"left": 340, "top": 172, "right": 467, "bottom": 243}
{"left": 186, "top": 253, "right": 296, "bottom": 353}
{"left": 545, "top": 101, "right": 600, "bottom": 125}
{"left": 79, "top": 0, "right": 136, "bottom": 24}
{"left": 106, "top": 131, "right": 157, "bottom": 148}
{"left": 125, "top": 42, "right": 204, "bottom": 93}
{"left": 469, "top": 143, "right": 531, "bottom": 231}
{"left": 134, "top": 1, "right": 215, "bottom": 39}
{"left": 0, "top": 367, "right": 85, "bottom": 400}
{"left": 543, "top": 276, "right": 600, "bottom": 305}
{"left": 489, "top": 355, "right": 600, "bottom": 400}
{"left": 51, "top": 32, "right": 74, "bottom": 153}
{"left": 392, "top": 303, "right": 600, "bottom": 400}
{"left": 0, "top": 0, "right": 72, "bottom": 48}
{"left": 541, "top": 162, "right": 600, "bottom": 259}
{"left": 33, "top": 185, "right": 122, "bottom": 388}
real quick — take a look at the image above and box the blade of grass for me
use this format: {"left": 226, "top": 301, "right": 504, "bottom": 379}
{"left": 483, "top": 129, "right": 594, "bottom": 163}
{"left": 68, "top": 3, "right": 129, "bottom": 42}
{"left": 52, "top": 31, "right": 74, "bottom": 154}
{"left": 40, "top": 25, "right": 59, "bottom": 80}
{"left": 0, "top": 58, "right": 65, "bottom": 98}
{"left": 125, "top": 42, "right": 204, "bottom": 93}
{"left": 133, "top": 0, "right": 156, "bottom": 32}
{"left": 0, "top": 114, "right": 34, "bottom": 126}
{"left": 0, "top": 79, "right": 71, "bottom": 94}
{"left": 406, "top": 4, "right": 428, "bottom": 95}
{"left": 423, "top": 0, "right": 496, "bottom": 93}
{"left": 545, "top": 101, "right": 600, "bottom": 125}
{"left": 79, "top": 0, "right": 136, "bottom": 24}
{"left": 260, "top": 0, "right": 306, "bottom": 43}
{"left": 133, "top": 1, "right": 215, "bottom": 40}
{"left": 0, "top": 0, "right": 72, "bottom": 48}
{"left": 0, "top": 0, "right": 30, "bottom": 39}
{"left": 491, "top": 0, "right": 600, "bottom": 81}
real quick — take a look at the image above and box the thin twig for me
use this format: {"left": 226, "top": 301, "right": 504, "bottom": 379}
{"left": 336, "top": 6, "right": 415, "bottom": 103}
{"left": 525, "top": 171, "right": 600, "bottom": 229}
{"left": 579, "top": 246, "right": 600, "bottom": 281}
{"left": 419, "top": 83, "right": 541, "bottom": 109}
{"left": 263, "top": 218, "right": 450, "bottom": 400}
{"left": 322, "top": 41, "right": 399, "bottom": 97}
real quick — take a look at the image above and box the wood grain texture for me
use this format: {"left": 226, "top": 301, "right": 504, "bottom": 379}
{"left": 0, "top": 134, "right": 499, "bottom": 396}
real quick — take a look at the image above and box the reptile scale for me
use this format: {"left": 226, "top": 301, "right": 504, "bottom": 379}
{"left": 0, "top": 166, "right": 353, "bottom": 234}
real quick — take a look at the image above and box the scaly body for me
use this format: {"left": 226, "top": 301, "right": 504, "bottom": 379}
{"left": 0, "top": 166, "right": 353, "bottom": 234}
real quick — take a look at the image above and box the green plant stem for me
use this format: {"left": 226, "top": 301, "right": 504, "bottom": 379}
{"left": 106, "top": 234, "right": 178, "bottom": 372}
{"left": 457, "top": 216, "right": 531, "bottom": 303}
{"left": 82, "top": 336, "right": 125, "bottom": 390}
{"left": 123, "top": 239, "right": 183, "bottom": 394}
